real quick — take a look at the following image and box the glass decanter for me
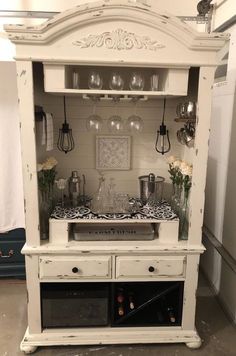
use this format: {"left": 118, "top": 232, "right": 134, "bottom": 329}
{"left": 91, "top": 176, "right": 107, "bottom": 214}
{"left": 106, "top": 178, "right": 116, "bottom": 213}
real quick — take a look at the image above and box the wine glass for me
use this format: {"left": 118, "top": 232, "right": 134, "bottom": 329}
{"left": 129, "top": 72, "right": 145, "bottom": 91}
{"left": 86, "top": 114, "right": 103, "bottom": 132}
{"left": 107, "top": 97, "right": 124, "bottom": 133}
{"left": 88, "top": 71, "right": 103, "bottom": 90}
{"left": 86, "top": 100, "right": 103, "bottom": 132}
{"left": 55, "top": 178, "right": 68, "bottom": 207}
{"left": 127, "top": 115, "right": 143, "bottom": 133}
{"left": 109, "top": 72, "right": 124, "bottom": 90}
{"left": 127, "top": 99, "right": 143, "bottom": 133}
{"left": 108, "top": 115, "right": 124, "bottom": 133}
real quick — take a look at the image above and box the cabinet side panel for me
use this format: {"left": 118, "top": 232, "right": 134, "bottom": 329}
{"left": 16, "top": 61, "right": 40, "bottom": 246}
{"left": 182, "top": 254, "right": 200, "bottom": 330}
{"left": 189, "top": 67, "right": 216, "bottom": 245}
{"left": 25, "top": 255, "right": 41, "bottom": 333}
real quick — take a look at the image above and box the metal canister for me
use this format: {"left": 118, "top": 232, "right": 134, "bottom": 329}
{"left": 138, "top": 173, "right": 165, "bottom": 204}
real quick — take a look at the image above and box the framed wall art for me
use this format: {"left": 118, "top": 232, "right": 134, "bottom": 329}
{"left": 96, "top": 135, "right": 131, "bottom": 170}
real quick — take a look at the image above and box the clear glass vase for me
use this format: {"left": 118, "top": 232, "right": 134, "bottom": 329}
{"left": 39, "top": 189, "right": 54, "bottom": 240}
{"left": 179, "top": 189, "right": 190, "bottom": 240}
{"left": 170, "top": 183, "right": 176, "bottom": 210}
{"left": 172, "top": 184, "right": 183, "bottom": 215}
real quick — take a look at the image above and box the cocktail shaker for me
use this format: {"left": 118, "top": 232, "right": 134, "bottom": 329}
{"left": 69, "top": 171, "right": 80, "bottom": 206}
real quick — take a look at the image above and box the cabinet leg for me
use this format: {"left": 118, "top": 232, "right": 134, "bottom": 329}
{"left": 20, "top": 344, "right": 38, "bottom": 354}
{"left": 186, "top": 339, "right": 202, "bottom": 349}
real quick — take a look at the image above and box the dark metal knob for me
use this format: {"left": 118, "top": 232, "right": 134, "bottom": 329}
{"left": 72, "top": 267, "right": 79, "bottom": 273}
{"left": 149, "top": 266, "right": 155, "bottom": 273}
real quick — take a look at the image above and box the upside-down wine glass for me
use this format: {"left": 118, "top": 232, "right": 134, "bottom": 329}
{"left": 86, "top": 98, "right": 103, "bottom": 132}
{"left": 108, "top": 97, "right": 124, "bottom": 133}
{"left": 127, "top": 98, "right": 143, "bottom": 133}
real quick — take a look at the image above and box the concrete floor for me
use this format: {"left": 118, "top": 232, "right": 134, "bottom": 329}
{"left": 0, "top": 275, "right": 236, "bottom": 356}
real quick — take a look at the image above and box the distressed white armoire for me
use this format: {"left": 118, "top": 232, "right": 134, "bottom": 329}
{"left": 5, "top": 0, "right": 228, "bottom": 353}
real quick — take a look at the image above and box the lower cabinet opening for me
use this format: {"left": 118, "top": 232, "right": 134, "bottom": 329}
{"left": 41, "top": 281, "right": 184, "bottom": 329}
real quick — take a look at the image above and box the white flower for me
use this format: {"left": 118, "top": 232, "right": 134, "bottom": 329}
{"left": 42, "top": 161, "right": 55, "bottom": 170}
{"left": 181, "top": 164, "right": 193, "bottom": 177}
{"left": 40, "top": 157, "right": 58, "bottom": 170}
{"left": 46, "top": 157, "right": 58, "bottom": 167}
{"left": 173, "top": 160, "right": 182, "bottom": 168}
{"left": 37, "top": 163, "right": 43, "bottom": 172}
{"left": 167, "top": 155, "right": 176, "bottom": 165}
{"left": 180, "top": 161, "right": 187, "bottom": 171}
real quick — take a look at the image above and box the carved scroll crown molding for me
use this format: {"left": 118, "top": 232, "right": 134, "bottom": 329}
{"left": 73, "top": 28, "right": 165, "bottom": 51}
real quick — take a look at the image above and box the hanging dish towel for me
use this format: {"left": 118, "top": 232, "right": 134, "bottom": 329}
{"left": 41, "top": 113, "right": 54, "bottom": 151}
{"left": 45, "top": 113, "right": 54, "bottom": 151}
{"left": 41, "top": 113, "right": 46, "bottom": 145}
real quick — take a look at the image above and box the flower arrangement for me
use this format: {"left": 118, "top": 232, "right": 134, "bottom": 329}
{"left": 37, "top": 157, "right": 58, "bottom": 199}
{"left": 167, "top": 156, "right": 193, "bottom": 240}
{"left": 180, "top": 161, "right": 192, "bottom": 196}
{"left": 167, "top": 156, "right": 183, "bottom": 186}
{"left": 167, "top": 156, "right": 192, "bottom": 190}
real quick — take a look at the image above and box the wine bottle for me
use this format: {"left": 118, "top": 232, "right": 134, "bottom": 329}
{"left": 117, "top": 289, "right": 124, "bottom": 304}
{"left": 161, "top": 297, "right": 176, "bottom": 324}
{"left": 167, "top": 306, "right": 176, "bottom": 323}
{"left": 118, "top": 305, "right": 125, "bottom": 316}
{"left": 117, "top": 288, "right": 125, "bottom": 316}
{"left": 128, "top": 293, "right": 135, "bottom": 310}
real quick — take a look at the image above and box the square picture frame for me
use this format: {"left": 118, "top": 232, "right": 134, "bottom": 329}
{"left": 96, "top": 135, "right": 131, "bottom": 170}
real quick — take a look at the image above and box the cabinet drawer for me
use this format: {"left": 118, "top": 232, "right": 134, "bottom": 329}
{"left": 116, "top": 256, "right": 185, "bottom": 279}
{"left": 39, "top": 256, "right": 111, "bottom": 280}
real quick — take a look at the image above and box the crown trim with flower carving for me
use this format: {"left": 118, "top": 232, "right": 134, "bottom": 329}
{"left": 73, "top": 29, "right": 165, "bottom": 51}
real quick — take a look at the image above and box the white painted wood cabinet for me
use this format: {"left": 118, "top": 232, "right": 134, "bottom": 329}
{"left": 5, "top": 0, "right": 228, "bottom": 354}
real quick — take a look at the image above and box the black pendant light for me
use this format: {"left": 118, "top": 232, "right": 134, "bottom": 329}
{"left": 57, "top": 96, "right": 75, "bottom": 154}
{"left": 155, "top": 98, "right": 171, "bottom": 155}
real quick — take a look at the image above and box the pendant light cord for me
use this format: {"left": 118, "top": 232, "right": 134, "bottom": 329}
{"left": 63, "top": 96, "right": 67, "bottom": 124}
{"left": 162, "top": 98, "right": 166, "bottom": 125}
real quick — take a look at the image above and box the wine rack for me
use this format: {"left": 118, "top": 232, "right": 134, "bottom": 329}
{"left": 111, "top": 281, "right": 184, "bottom": 327}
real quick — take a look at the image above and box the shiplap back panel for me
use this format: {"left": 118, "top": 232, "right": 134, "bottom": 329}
{"left": 33, "top": 65, "right": 193, "bottom": 198}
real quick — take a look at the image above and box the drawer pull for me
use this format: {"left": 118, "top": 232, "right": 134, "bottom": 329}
{"left": 72, "top": 267, "right": 79, "bottom": 273}
{"left": 0, "top": 249, "right": 14, "bottom": 258}
{"left": 148, "top": 266, "right": 155, "bottom": 273}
